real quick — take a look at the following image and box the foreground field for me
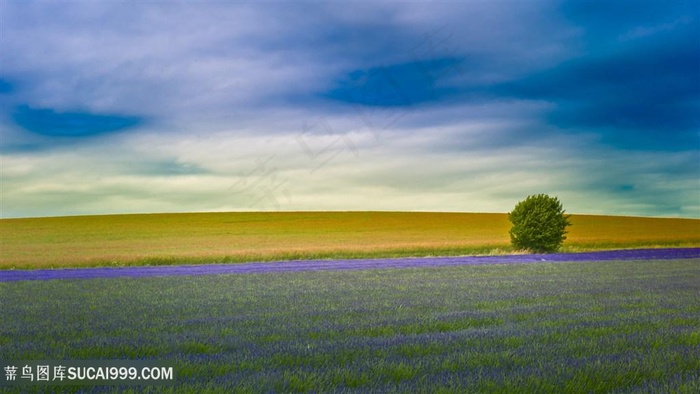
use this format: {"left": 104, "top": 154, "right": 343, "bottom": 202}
{"left": 1, "top": 212, "right": 699, "bottom": 269}
{"left": 1, "top": 258, "right": 698, "bottom": 393}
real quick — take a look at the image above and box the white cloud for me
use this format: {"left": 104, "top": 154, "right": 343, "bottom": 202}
{"left": 4, "top": 103, "right": 696, "bottom": 218}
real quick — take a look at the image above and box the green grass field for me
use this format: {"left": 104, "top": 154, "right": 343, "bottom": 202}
{"left": 2, "top": 259, "right": 698, "bottom": 393}
{"left": 1, "top": 212, "right": 698, "bottom": 269}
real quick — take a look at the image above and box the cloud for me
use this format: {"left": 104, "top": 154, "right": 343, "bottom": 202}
{"left": 3, "top": 107, "right": 696, "bottom": 218}
{"left": 494, "top": 8, "right": 699, "bottom": 151}
{"left": 0, "top": 1, "right": 697, "bottom": 218}
{"left": 1, "top": 3, "right": 440, "bottom": 119}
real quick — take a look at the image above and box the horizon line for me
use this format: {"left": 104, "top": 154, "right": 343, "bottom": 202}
{"left": 2, "top": 209, "right": 699, "bottom": 221}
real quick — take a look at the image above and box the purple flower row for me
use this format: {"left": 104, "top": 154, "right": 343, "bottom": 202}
{"left": 1, "top": 248, "right": 698, "bottom": 282}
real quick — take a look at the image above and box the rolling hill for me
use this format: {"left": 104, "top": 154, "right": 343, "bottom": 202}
{"left": 1, "top": 212, "right": 698, "bottom": 269}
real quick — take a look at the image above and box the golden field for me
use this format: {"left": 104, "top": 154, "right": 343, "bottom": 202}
{"left": 0, "top": 211, "right": 698, "bottom": 269}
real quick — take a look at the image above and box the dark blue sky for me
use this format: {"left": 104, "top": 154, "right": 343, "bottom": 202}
{"left": 1, "top": 1, "right": 698, "bottom": 218}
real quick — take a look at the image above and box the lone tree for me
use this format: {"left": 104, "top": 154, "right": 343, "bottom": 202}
{"left": 508, "top": 194, "right": 571, "bottom": 253}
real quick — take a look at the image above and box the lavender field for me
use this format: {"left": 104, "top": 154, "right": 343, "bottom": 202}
{"left": 2, "top": 248, "right": 698, "bottom": 282}
{"left": 1, "top": 253, "right": 699, "bottom": 393}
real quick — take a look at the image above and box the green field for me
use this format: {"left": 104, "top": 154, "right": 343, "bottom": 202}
{"left": 1, "top": 212, "right": 698, "bottom": 269}
{"left": 2, "top": 259, "right": 698, "bottom": 392}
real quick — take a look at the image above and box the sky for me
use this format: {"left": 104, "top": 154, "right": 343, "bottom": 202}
{"left": 0, "top": 1, "right": 698, "bottom": 218}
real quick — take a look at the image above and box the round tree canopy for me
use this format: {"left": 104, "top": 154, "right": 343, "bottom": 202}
{"left": 508, "top": 194, "right": 572, "bottom": 253}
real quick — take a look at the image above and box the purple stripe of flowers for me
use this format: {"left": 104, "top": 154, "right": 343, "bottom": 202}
{"left": 1, "top": 248, "right": 698, "bottom": 282}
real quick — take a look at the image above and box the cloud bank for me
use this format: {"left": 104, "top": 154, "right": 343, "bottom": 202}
{"left": 1, "top": 1, "right": 698, "bottom": 218}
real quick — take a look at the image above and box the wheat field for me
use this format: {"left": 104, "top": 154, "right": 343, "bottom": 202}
{"left": 1, "top": 212, "right": 698, "bottom": 269}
